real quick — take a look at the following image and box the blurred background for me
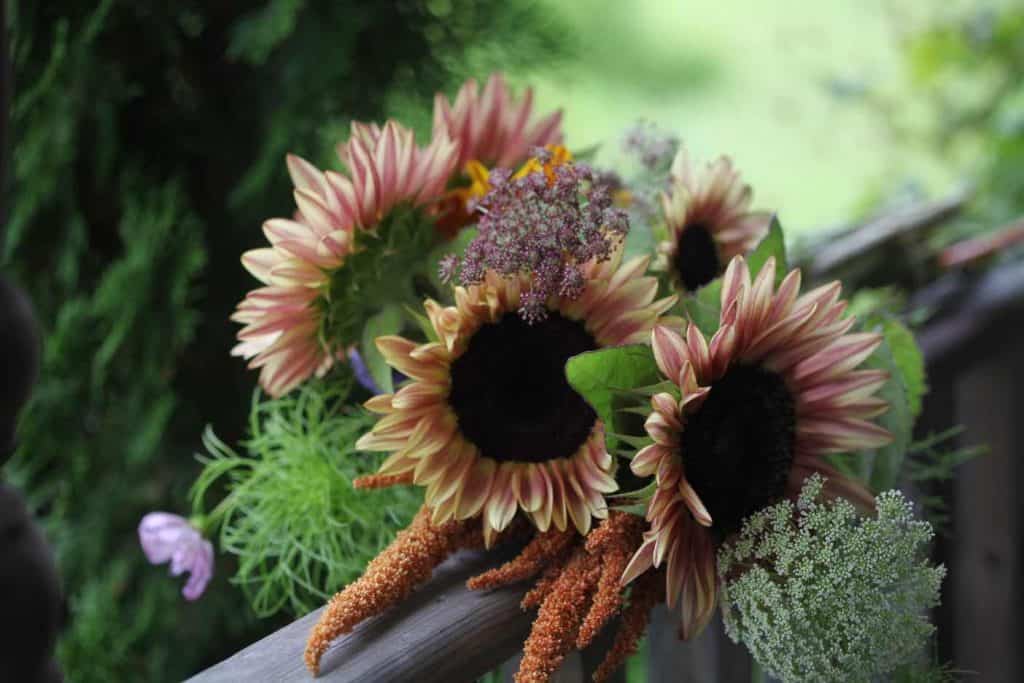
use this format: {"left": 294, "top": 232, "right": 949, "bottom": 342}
{"left": 3, "top": 1, "right": 1023, "bottom": 681}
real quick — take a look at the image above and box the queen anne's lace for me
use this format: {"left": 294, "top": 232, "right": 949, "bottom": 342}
{"left": 717, "top": 475, "right": 946, "bottom": 683}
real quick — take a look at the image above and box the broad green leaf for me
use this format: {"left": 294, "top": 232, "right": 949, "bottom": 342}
{"left": 826, "top": 316, "right": 925, "bottom": 489}
{"left": 746, "top": 214, "right": 787, "bottom": 284}
{"left": 845, "top": 287, "right": 905, "bottom": 320}
{"left": 681, "top": 278, "right": 722, "bottom": 337}
{"left": 883, "top": 318, "right": 927, "bottom": 418}
{"left": 861, "top": 317, "right": 916, "bottom": 491}
{"left": 566, "top": 345, "right": 661, "bottom": 450}
{"left": 361, "top": 305, "right": 404, "bottom": 394}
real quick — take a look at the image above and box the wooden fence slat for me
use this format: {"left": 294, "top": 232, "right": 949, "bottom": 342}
{"left": 950, "top": 345, "right": 1023, "bottom": 683}
{"left": 808, "top": 189, "right": 969, "bottom": 279}
{"left": 647, "top": 607, "right": 750, "bottom": 683}
{"left": 913, "top": 365, "right": 957, "bottom": 665}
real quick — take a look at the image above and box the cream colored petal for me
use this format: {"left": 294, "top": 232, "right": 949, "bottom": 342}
{"left": 621, "top": 538, "right": 657, "bottom": 586}
{"left": 456, "top": 457, "right": 496, "bottom": 520}
{"left": 679, "top": 479, "right": 712, "bottom": 527}
{"left": 632, "top": 443, "right": 670, "bottom": 477}
{"left": 652, "top": 325, "right": 690, "bottom": 387}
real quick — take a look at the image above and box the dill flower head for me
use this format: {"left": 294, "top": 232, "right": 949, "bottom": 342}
{"left": 621, "top": 120, "right": 679, "bottom": 172}
{"left": 442, "top": 147, "right": 629, "bottom": 322}
{"left": 718, "top": 475, "right": 946, "bottom": 683}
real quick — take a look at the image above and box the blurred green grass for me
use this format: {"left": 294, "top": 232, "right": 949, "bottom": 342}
{"left": 516, "top": 0, "right": 964, "bottom": 236}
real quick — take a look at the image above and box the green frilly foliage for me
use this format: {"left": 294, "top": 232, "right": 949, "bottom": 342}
{"left": 192, "top": 377, "right": 421, "bottom": 617}
{"left": 718, "top": 475, "right": 946, "bottom": 683}
{"left": 3, "top": 1, "right": 568, "bottom": 680}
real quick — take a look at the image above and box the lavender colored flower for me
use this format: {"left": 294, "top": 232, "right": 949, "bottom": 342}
{"left": 445, "top": 147, "right": 629, "bottom": 322}
{"left": 138, "top": 512, "right": 214, "bottom": 601}
{"left": 347, "top": 347, "right": 381, "bottom": 394}
{"left": 347, "top": 347, "right": 406, "bottom": 393}
{"left": 621, "top": 120, "right": 679, "bottom": 172}
{"left": 437, "top": 253, "right": 459, "bottom": 285}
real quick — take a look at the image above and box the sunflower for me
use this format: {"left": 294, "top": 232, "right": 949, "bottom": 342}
{"left": 355, "top": 246, "right": 676, "bottom": 546}
{"left": 658, "top": 147, "right": 772, "bottom": 292}
{"left": 231, "top": 122, "right": 457, "bottom": 396}
{"left": 432, "top": 73, "right": 564, "bottom": 236}
{"left": 622, "top": 255, "right": 892, "bottom": 638}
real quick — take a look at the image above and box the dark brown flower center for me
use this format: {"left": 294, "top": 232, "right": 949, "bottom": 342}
{"left": 673, "top": 222, "right": 720, "bottom": 291}
{"left": 448, "top": 312, "right": 598, "bottom": 463}
{"left": 679, "top": 364, "right": 796, "bottom": 540}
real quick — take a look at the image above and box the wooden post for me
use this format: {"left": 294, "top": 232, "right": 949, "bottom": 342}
{"left": 948, "top": 343, "right": 1023, "bottom": 682}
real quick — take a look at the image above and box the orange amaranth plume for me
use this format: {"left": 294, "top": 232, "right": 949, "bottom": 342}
{"left": 304, "top": 506, "right": 481, "bottom": 674}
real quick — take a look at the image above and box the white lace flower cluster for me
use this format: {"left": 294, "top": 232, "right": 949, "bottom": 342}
{"left": 717, "top": 475, "right": 946, "bottom": 683}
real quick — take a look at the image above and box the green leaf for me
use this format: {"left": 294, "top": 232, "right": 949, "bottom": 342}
{"left": 361, "top": 305, "right": 404, "bottom": 394}
{"left": 861, "top": 317, "right": 917, "bottom": 491}
{"left": 746, "top": 214, "right": 787, "bottom": 284}
{"left": 682, "top": 278, "right": 722, "bottom": 337}
{"left": 566, "top": 345, "right": 661, "bottom": 450}
{"left": 608, "top": 479, "right": 657, "bottom": 516}
{"left": 404, "top": 304, "right": 438, "bottom": 343}
{"left": 882, "top": 318, "right": 927, "bottom": 418}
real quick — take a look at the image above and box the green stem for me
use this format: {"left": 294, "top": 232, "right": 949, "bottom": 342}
{"left": 751, "top": 658, "right": 767, "bottom": 683}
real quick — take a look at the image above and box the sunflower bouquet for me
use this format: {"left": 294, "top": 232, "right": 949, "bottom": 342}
{"left": 155, "top": 73, "right": 954, "bottom": 682}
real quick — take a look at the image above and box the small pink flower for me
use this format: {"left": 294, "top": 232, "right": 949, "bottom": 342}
{"left": 138, "top": 512, "right": 214, "bottom": 601}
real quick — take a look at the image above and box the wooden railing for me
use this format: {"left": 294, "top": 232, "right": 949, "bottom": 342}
{"left": 189, "top": 257, "right": 1024, "bottom": 683}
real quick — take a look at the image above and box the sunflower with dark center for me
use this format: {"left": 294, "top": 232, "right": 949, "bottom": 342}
{"left": 355, "top": 246, "right": 676, "bottom": 546}
{"left": 233, "top": 121, "right": 458, "bottom": 396}
{"left": 622, "top": 255, "right": 892, "bottom": 639}
{"left": 658, "top": 147, "right": 772, "bottom": 292}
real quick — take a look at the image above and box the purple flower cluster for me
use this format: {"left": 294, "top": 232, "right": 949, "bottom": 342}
{"left": 442, "top": 149, "right": 629, "bottom": 323}
{"left": 622, "top": 121, "right": 679, "bottom": 172}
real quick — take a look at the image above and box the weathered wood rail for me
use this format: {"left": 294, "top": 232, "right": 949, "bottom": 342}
{"left": 190, "top": 258, "right": 1024, "bottom": 683}
{"left": 187, "top": 547, "right": 535, "bottom": 683}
